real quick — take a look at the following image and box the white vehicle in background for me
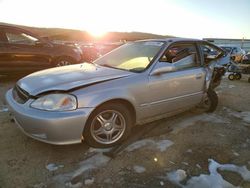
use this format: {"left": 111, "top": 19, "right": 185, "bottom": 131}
{"left": 219, "top": 45, "right": 246, "bottom": 63}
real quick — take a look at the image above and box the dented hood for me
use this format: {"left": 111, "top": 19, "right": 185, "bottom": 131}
{"left": 17, "top": 63, "right": 132, "bottom": 96}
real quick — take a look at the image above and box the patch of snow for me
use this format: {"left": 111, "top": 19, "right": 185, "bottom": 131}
{"left": 182, "top": 162, "right": 189, "bottom": 166}
{"left": 0, "top": 106, "right": 8, "bottom": 112}
{"left": 232, "top": 150, "right": 240, "bottom": 157}
{"left": 87, "top": 147, "right": 112, "bottom": 154}
{"left": 84, "top": 178, "right": 94, "bottom": 185}
{"left": 125, "top": 139, "right": 154, "bottom": 152}
{"left": 46, "top": 163, "right": 64, "bottom": 172}
{"left": 167, "top": 169, "right": 187, "bottom": 186}
{"left": 156, "top": 140, "right": 174, "bottom": 152}
{"left": 32, "top": 182, "right": 47, "bottom": 188}
{"left": 228, "top": 85, "right": 235, "bottom": 89}
{"left": 133, "top": 165, "right": 146, "bottom": 173}
{"left": 125, "top": 139, "right": 173, "bottom": 152}
{"left": 160, "top": 181, "right": 164, "bottom": 186}
{"left": 172, "top": 114, "right": 230, "bottom": 134}
{"left": 218, "top": 162, "right": 250, "bottom": 181}
{"left": 72, "top": 153, "right": 111, "bottom": 179}
{"left": 165, "top": 159, "right": 250, "bottom": 188}
{"left": 217, "top": 133, "right": 226, "bottom": 137}
{"left": 196, "top": 164, "right": 202, "bottom": 169}
{"left": 225, "top": 108, "right": 250, "bottom": 124}
{"left": 185, "top": 172, "right": 236, "bottom": 188}
{"left": 65, "top": 182, "right": 83, "bottom": 188}
{"left": 169, "top": 161, "right": 176, "bottom": 165}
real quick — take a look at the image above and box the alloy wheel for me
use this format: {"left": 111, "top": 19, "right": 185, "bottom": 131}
{"left": 90, "top": 110, "right": 126, "bottom": 145}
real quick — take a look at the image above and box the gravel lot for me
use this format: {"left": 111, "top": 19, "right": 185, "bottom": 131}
{"left": 0, "top": 74, "right": 250, "bottom": 188}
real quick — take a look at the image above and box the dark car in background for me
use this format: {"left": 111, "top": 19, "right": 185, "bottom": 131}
{"left": 219, "top": 45, "right": 246, "bottom": 63}
{"left": 0, "top": 24, "right": 83, "bottom": 74}
{"left": 80, "top": 42, "right": 123, "bottom": 63}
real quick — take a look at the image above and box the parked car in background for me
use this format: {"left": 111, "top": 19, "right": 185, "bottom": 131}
{"left": 80, "top": 44, "right": 102, "bottom": 63}
{"left": 79, "top": 42, "right": 123, "bottom": 63}
{"left": 0, "top": 24, "right": 83, "bottom": 74}
{"left": 219, "top": 45, "right": 246, "bottom": 63}
{"left": 241, "top": 51, "right": 250, "bottom": 64}
{"left": 6, "top": 38, "right": 229, "bottom": 148}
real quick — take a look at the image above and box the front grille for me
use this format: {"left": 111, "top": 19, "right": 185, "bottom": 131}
{"left": 12, "top": 85, "right": 30, "bottom": 104}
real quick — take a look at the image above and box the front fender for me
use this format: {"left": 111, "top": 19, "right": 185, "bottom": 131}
{"left": 76, "top": 87, "right": 138, "bottom": 109}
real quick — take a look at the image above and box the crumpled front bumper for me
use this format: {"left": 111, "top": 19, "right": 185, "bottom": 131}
{"left": 5, "top": 89, "right": 94, "bottom": 145}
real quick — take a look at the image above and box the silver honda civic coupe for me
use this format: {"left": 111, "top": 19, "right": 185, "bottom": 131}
{"left": 6, "top": 38, "right": 229, "bottom": 148}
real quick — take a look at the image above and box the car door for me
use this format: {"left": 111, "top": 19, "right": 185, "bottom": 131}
{"left": 3, "top": 28, "right": 52, "bottom": 72}
{"left": 147, "top": 42, "right": 206, "bottom": 118}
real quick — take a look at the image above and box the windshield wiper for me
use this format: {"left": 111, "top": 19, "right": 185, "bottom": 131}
{"left": 101, "top": 64, "right": 115, "bottom": 68}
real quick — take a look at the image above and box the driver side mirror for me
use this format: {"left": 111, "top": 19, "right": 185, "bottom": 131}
{"left": 151, "top": 63, "right": 176, "bottom": 76}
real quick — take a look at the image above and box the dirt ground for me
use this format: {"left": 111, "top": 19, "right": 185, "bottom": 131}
{"left": 0, "top": 74, "right": 249, "bottom": 188}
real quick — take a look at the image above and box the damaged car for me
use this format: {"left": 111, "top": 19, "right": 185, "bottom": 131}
{"left": 6, "top": 38, "right": 229, "bottom": 148}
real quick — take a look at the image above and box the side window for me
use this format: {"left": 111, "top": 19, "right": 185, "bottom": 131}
{"left": 160, "top": 43, "right": 199, "bottom": 70}
{"left": 5, "top": 30, "right": 38, "bottom": 45}
{"left": 0, "top": 30, "right": 8, "bottom": 44}
{"left": 201, "top": 43, "right": 222, "bottom": 64}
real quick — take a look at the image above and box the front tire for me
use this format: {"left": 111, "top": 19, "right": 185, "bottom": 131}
{"left": 203, "top": 89, "right": 218, "bottom": 113}
{"left": 54, "top": 57, "right": 74, "bottom": 67}
{"left": 83, "top": 103, "right": 133, "bottom": 148}
{"left": 228, "top": 73, "right": 235, "bottom": 81}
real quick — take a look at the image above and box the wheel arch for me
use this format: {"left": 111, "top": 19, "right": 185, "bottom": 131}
{"left": 52, "top": 55, "right": 77, "bottom": 65}
{"left": 83, "top": 98, "right": 136, "bottom": 132}
{"left": 82, "top": 98, "right": 136, "bottom": 147}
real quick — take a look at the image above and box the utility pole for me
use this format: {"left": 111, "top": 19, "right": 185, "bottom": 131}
{"left": 241, "top": 37, "right": 244, "bottom": 48}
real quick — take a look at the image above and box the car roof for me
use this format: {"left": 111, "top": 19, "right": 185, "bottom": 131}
{"left": 0, "top": 22, "right": 26, "bottom": 30}
{"left": 138, "top": 37, "right": 203, "bottom": 42}
{"left": 0, "top": 23, "right": 44, "bottom": 40}
{"left": 136, "top": 37, "right": 204, "bottom": 43}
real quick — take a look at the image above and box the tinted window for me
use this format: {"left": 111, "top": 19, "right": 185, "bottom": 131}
{"left": 5, "top": 30, "right": 38, "bottom": 45}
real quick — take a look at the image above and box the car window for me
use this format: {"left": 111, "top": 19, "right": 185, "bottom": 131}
{"left": 221, "top": 47, "right": 232, "bottom": 54}
{"left": 160, "top": 43, "right": 199, "bottom": 71}
{"left": 0, "top": 30, "right": 8, "bottom": 43}
{"left": 5, "top": 30, "right": 39, "bottom": 45}
{"left": 201, "top": 43, "right": 223, "bottom": 64}
{"left": 94, "top": 41, "right": 164, "bottom": 72}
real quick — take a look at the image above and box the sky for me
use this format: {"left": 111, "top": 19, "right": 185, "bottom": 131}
{"left": 0, "top": 0, "right": 249, "bottom": 39}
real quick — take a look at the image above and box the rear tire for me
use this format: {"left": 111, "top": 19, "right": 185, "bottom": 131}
{"left": 235, "top": 73, "right": 242, "bottom": 80}
{"left": 83, "top": 103, "right": 133, "bottom": 148}
{"left": 203, "top": 89, "right": 218, "bottom": 113}
{"left": 228, "top": 74, "right": 235, "bottom": 81}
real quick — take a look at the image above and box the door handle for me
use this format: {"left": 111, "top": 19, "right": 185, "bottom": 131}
{"left": 196, "top": 73, "right": 202, "bottom": 79}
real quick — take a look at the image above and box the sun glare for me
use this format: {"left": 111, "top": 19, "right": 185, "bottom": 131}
{"left": 88, "top": 29, "right": 107, "bottom": 38}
